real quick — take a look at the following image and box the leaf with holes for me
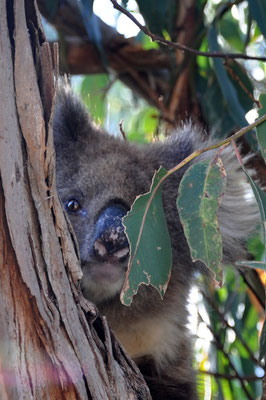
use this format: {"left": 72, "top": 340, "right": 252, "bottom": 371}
{"left": 177, "top": 157, "right": 226, "bottom": 278}
{"left": 121, "top": 167, "right": 172, "bottom": 306}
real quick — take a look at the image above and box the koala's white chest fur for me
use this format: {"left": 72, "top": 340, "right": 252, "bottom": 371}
{"left": 114, "top": 317, "right": 181, "bottom": 364}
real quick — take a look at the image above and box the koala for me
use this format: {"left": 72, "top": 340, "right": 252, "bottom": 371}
{"left": 53, "top": 87, "right": 259, "bottom": 400}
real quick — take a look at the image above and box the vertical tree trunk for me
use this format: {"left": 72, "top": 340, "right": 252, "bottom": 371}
{"left": 0, "top": 0, "right": 151, "bottom": 398}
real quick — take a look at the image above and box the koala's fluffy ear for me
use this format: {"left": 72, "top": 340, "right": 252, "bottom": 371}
{"left": 53, "top": 86, "right": 97, "bottom": 146}
{"left": 151, "top": 124, "right": 203, "bottom": 170}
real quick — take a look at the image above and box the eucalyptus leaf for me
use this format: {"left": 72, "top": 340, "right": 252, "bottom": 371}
{"left": 136, "top": 0, "right": 176, "bottom": 37}
{"left": 247, "top": 0, "right": 266, "bottom": 37}
{"left": 241, "top": 165, "right": 266, "bottom": 360}
{"left": 78, "top": 0, "right": 107, "bottom": 65}
{"left": 208, "top": 26, "right": 257, "bottom": 149}
{"left": 241, "top": 166, "right": 266, "bottom": 248}
{"left": 219, "top": 16, "right": 244, "bottom": 52}
{"left": 259, "top": 319, "right": 266, "bottom": 360}
{"left": 81, "top": 74, "right": 109, "bottom": 123}
{"left": 121, "top": 167, "right": 172, "bottom": 306}
{"left": 177, "top": 157, "right": 226, "bottom": 278}
{"left": 225, "top": 60, "right": 254, "bottom": 113}
{"left": 196, "top": 71, "right": 236, "bottom": 139}
{"left": 127, "top": 107, "right": 159, "bottom": 142}
{"left": 236, "top": 261, "right": 266, "bottom": 270}
{"left": 208, "top": 26, "right": 247, "bottom": 127}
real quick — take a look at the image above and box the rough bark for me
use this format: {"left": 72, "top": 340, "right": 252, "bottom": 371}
{"left": 0, "top": 0, "right": 151, "bottom": 398}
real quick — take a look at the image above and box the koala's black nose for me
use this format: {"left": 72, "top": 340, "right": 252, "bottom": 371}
{"left": 92, "top": 204, "right": 129, "bottom": 262}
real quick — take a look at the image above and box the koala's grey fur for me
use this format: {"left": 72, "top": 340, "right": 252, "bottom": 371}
{"left": 53, "top": 87, "right": 259, "bottom": 400}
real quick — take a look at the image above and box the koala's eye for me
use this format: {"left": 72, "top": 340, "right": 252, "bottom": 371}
{"left": 66, "top": 199, "right": 81, "bottom": 213}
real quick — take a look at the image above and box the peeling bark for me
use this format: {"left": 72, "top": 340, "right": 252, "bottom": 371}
{"left": 0, "top": 0, "right": 151, "bottom": 398}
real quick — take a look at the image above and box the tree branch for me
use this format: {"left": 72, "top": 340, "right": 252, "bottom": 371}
{"left": 110, "top": 0, "right": 266, "bottom": 62}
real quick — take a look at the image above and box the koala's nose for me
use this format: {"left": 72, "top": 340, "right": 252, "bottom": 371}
{"left": 92, "top": 204, "right": 129, "bottom": 262}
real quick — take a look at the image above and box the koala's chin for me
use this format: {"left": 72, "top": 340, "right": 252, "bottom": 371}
{"left": 81, "top": 260, "right": 128, "bottom": 304}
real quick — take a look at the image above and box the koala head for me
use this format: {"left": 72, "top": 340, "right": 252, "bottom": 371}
{"left": 53, "top": 88, "right": 194, "bottom": 305}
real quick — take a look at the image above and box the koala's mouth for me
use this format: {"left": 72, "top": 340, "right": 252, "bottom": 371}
{"left": 83, "top": 238, "right": 130, "bottom": 285}
{"left": 81, "top": 260, "right": 128, "bottom": 303}
{"left": 86, "top": 260, "right": 128, "bottom": 283}
{"left": 80, "top": 232, "right": 130, "bottom": 301}
{"left": 93, "top": 238, "right": 129, "bottom": 263}
{"left": 81, "top": 244, "right": 129, "bottom": 285}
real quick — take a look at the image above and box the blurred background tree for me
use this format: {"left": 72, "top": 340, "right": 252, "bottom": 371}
{"left": 38, "top": 0, "right": 266, "bottom": 398}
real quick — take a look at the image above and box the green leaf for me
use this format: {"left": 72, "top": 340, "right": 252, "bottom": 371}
{"left": 247, "top": 0, "right": 266, "bottom": 37}
{"left": 81, "top": 74, "right": 109, "bottom": 123}
{"left": 121, "top": 167, "right": 172, "bottom": 306}
{"left": 177, "top": 157, "right": 226, "bottom": 278}
{"left": 236, "top": 261, "right": 266, "bottom": 270}
{"left": 257, "top": 94, "right": 266, "bottom": 162}
{"left": 219, "top": 16, "right": 244, "bottom": 52}
{"left": 248, "top": 235, "right": 265, "bottom": 260}
{"left": 136, "top": 31, "right": 159, "bottom": 49}
{"left": 241, "top": 165, "right": 266, "bottom": 359}
{"left": 241, "top": 166, "right": 266, "bottom": 248}
{"left": 259, "top": 319, "right": 266, "bottom": 360}
{"left": 208, "top": 26, "right": 247, "bottom": 127}
{"left": 78, "top": 0, "right": 107, "bottom": 65}
{"left": 208, "top": 26, "right": 257, "bottom": 148}
{"left": 225, "top": 60, "right": 254, "bottom": 113}
{"left": 127, "top": 107, "right": 159, "bottom": 142}
{"left": 196, "top": 71, "right": 236, "bottom": 139}
{"left": 135, "top": 0, "right": 176, "bottom": 37}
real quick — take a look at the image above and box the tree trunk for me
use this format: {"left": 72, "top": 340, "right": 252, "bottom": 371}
{"left": 0, "top": 0, "right": 151, "bottom": 398}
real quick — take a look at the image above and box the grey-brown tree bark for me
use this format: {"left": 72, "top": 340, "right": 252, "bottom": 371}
{"left": 0, "top": 0, "right": 151, "bottom": 398}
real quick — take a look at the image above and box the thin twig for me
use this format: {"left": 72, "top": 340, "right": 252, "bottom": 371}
{"left": 119, "top": 120, "right": 127, "bottom": 140}
{"left": 110, "top": 0, "right": 266, "bottom": 62}
{"left": 231, "top": 139, "right": 244, "bottom": 165}
{"left": 198, "top": 369, "right": 263, "bottom": 382}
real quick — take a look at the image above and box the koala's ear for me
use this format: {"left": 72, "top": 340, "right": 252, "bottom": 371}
{"left": 152, "top": 124, "right": 203, "bottom": 170}
{"left": 53, "top": 86, "right": 97, "bottom": 146}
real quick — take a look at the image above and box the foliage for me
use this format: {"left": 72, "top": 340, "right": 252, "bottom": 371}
{"left": 120, "top": 120, "right": 265, "bottom": 398}
{"left": 198, "top": 268, "right": 263, "bottom": 400}
{"left": 121, "top": 167, "right": 172, "bottom": 306}
{"left": 177, "top": 157, "right": 226, "bottom": 279}
{"left": 80, "top": 74, "right": 109, "bottom": 123}
{"left": 69, "top": 0, "right": 266, "bottom": 142}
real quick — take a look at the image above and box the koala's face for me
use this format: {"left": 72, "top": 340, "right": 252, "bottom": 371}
{"left": 57, "top": 144, "right": 155, "bottom": 304}
{"left": 53, "top": 91, "right": 157, "bottom": 304}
